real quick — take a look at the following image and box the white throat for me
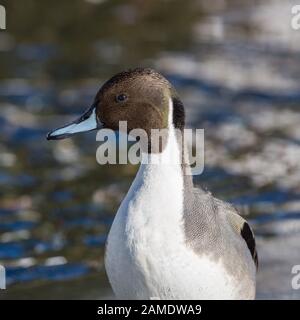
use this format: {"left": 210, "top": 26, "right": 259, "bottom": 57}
{"left": 126, "top": 97, "right": 184, "bottom": 226}
{"left": 105, "top": 98, "right": 186, "bottom": 298}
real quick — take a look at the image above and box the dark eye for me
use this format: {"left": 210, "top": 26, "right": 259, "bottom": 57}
{"left": 116, "top": 93, "right": 127, "bottom": 103}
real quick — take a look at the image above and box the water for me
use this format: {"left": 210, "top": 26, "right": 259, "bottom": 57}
{"left": 1, "top": 0, "right": 300, "bottom": 299}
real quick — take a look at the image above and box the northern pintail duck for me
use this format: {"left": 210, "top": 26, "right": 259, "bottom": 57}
{"left": 47, "top": 68, "right": 257, "bottom": 299}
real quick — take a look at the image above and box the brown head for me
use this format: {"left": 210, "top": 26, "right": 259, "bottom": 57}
{"left": 47, "top": 68, "right": 185, "bottom": 152}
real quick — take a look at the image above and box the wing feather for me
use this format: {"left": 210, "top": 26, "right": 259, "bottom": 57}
{"left": 226, "top": 207, "right": 258, "bottom": 269}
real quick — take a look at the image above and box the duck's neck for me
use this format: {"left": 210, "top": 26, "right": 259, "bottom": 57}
{"left": 139, "top": 131, "right": 182, "bottom": 176}
{"left": 138, "top": 97, "right": 193, "bottom": 191}
{"left": 127, "top": 100, "right": 194, "bottom": 214}
{"left": 120, "top": 99, "right": 194, "bottom": 245}
{"left": 126, "top": 123, "right": 187, "bottom": 228}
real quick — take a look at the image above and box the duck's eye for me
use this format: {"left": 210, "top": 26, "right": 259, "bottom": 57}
{"left": 116, "top": 93, "right": 127, "bottom": 103}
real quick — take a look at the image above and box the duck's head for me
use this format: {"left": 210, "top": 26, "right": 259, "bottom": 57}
{"left": 47, "top": 68, "right": 185, "bottom": 151}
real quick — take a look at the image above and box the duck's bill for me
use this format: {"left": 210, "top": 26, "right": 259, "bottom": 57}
{"left": 47, "top": 104, "right": 102, "bottom": 140}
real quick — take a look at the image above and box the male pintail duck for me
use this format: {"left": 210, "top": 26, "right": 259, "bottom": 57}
{"left": 47, "top": 68, "right": 257, "bottom": 299}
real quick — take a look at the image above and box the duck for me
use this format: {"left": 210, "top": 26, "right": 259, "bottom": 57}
{"left": 47, "top": 68, "right": 258, "bottom": 300}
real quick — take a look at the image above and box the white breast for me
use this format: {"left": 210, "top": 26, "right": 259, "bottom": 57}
{"left": 104, "top": 100, "right": 241, "bottom": 299}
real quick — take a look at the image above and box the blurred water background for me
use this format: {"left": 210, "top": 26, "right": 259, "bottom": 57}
{"left": 0, "top": 0, "right": 300, "bottom": 299}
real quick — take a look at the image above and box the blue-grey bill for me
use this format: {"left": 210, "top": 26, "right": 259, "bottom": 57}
{"left": 47, "top": 105, "right": 101, "bottom": 140}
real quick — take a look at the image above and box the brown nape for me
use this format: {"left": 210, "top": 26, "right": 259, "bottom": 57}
{"left": 94, "top": 68, "right": 185, "bottom": 153}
